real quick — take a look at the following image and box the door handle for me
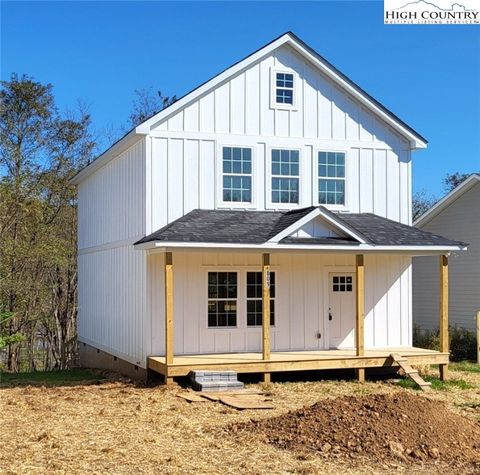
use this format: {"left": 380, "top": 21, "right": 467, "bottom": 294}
{"left": 329, "top": 312, "right": 333, "bottom": 321}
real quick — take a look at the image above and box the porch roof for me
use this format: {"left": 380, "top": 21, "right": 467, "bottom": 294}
{"left": 134, "top": 207, "right": 467, "bottom": 252}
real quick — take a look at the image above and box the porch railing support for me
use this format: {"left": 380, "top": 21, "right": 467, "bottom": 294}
{"left": 164, "top": 251, "right": 174, "bottom": 385}
{"left": 262, "top": 253, "right": 271, "bottom": 383}
{"left": 355, "top": 254, "right": 365, "bottom": 383}
{"left": 439, "top": 254, "right": 449, "bottom": 381}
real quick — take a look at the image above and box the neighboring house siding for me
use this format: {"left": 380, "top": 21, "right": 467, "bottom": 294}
{"left": 148, "top": 252, "right": 412, "bottom": 356}
{"left": 413, "top": 183, "right": 480, "bottom": 332}
{"left": 77, "top": 139, "right": 150, "bottom": 366}
{"left": 148, "top": 44, "right": 412, "bottom": 230}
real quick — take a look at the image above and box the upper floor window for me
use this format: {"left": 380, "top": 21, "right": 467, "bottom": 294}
{"left": 318, "top": 151, "right": 345, "bottom": 206}
{"left": 275, "top": 72, "right": 294, "bottom": 105}
{"left": 271, "top": 149, "right": 299, "bottom": 204}
{"left": 222, "top": 147, "right": 252, "bottom": 203}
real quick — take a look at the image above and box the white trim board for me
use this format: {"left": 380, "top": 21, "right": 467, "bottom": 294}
{"left": 268, "top": 207, "right": 367, "bottom": 244}
{"left": 136, "top": 241, "right": 465, "bottom": 254}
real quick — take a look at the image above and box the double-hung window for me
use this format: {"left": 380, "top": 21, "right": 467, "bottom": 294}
{"left": 271, "top": 149, "right": 299, "bottom": 204}
{"left": 222, "top": 147, "right": 252, "bottom": 203}
{"left": 318, "top": 151, "right": 346, "bottom": 206}
{"left": 207, "top": 272, "right": 237, "bottom": 327}
{"left": 275, "top": 72, "right": 294, "bottom": 105}
{"left": 246, "top": 272, "right": 275, "bottom": 326}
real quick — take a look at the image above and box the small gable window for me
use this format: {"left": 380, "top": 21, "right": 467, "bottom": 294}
{"left": 318, "top": 151, "right": 346, "bottom": 206}
{"left": 276, "top": 72, "right": 294, "bottom": 105}
{"left": 271, "top": 149, "right": 300, "bottom": 204}
{"left": 222, "top": 147, "right": 252, "bottom": 203}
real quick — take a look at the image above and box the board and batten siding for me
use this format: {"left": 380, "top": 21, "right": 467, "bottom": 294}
{"left": 77, "top": 139, "right": 150, "bottom": 366}
{"left": 148, "top": 44, "right": 412, "bottom": 232}
{"left": 148, "top": 251, "right": 412, "bottom": 356}
{"left": 413, "top": 183, "right": 480, "bottom": 332}
{"left": 77, "top": 42, "right": 419, "bottom": 366}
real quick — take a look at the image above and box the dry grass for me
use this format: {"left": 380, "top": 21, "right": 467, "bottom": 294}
{"left": 1, "top": 366, "right": 479, "bottom": 475}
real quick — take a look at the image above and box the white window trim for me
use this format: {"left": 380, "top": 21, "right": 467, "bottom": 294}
{"left": 246, "top": 270, "right": 276, "bottom": 328}
{"left": 270, "top": 68, "right": 298, "bottom": 111}
{"left": 204, "top": 268, "right": 279, "bottom": 331}
{"left": 206, "top": 270, "right": 239, "bottom": 329}
{"left": 313, "top": 148, "right": 349, "bottom": 211}
{"left": 266, "top": 146, "right": 302, "bottom": 210}
{"left": 216, "top": 143, "right": 257, "bottom": 210}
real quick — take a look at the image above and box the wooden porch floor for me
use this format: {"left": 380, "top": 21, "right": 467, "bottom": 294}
{"left": 148, "top": 347, "right": 448, "bottom": 378}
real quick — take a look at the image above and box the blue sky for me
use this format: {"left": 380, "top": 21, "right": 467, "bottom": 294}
{"left": 1, "top": 0, "right": 479, "bottom": 197}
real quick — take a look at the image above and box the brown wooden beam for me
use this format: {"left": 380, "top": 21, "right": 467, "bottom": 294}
{"left": 355, "top": 254, "right": 365, "bottom": 383}
{"left": 164, "top": 251, "right": 174, "bottom": 384}
{"left": 439, "top": 254, "right": 449, "bottom": 381}
{"left": 262, "top": 253, "right": 271, "bottom": 383}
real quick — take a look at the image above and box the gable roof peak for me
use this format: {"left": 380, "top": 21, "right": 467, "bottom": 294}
{"left": 71, "top": 31, "right": 427, "bottom": 185}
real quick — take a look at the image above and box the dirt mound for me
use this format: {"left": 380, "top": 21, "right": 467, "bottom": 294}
{"left": 229, "top": 392, "right": 480, "bottom": 471}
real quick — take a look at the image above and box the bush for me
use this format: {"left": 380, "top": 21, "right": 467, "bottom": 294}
{"left": 413, "top": 325, "right": 439, "bottom": 351}
{"left": 413, "top": 324, "right": 477, "bottom": 362}
{"left": 449, "top": 326, "right": 477, "bottom": 362}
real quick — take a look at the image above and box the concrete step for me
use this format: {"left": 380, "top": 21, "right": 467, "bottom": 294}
{"left": 191, "top": 380, "right": 245, "bottom": 392}
{"left": 189, "top": 370, "right": 239, "bottom": 382}
{"left": 189, "top": 370, "right": 244, "bottom": 392}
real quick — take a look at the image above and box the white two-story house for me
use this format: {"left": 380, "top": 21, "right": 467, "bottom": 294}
{"left": 72, "top": 32, "right": 465, "bottom": 383}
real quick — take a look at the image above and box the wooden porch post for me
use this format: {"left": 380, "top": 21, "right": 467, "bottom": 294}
{"left": 164, "top": 251, "right": 174, "bottom": 385}
{"left": 262, "top": 253, "right": 271, "bottom": 383}
{"left": 439, "top": 254, "right": 449, "bottom": 381}
{"left": 355, "top": 254, "right": 365, "bottom": 383}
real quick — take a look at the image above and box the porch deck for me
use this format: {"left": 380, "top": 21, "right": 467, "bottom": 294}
{"left": 148, "top": 347, "right": 448, "bottom": 378}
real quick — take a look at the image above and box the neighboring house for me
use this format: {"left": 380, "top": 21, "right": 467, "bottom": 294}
{"left": 413, "top": 174, "right": 479, "bottom": 333}
{"left": 71, "top": 32, "right": 465, "bottom": 383}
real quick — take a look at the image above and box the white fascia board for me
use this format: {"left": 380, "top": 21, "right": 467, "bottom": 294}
{"left": 414, "top": 174, "right": 480, "bottom": 227}
{"left": 136, "top": 35, "right": 291, "bottom": 133}
{"left": 268, "top": 207, "right": 367, "bottom": 244}
{"left": 287, "top": 41, "right": 426, "bottom": 150}
{"left": 135, "top": 33, "right": 425, "bottom": 149}
{"left": 135, "top": 240, "right": 466, "bottom": 253}
{"left": 70, "top": 130, "right": 146, "bottom": 185}
{"left": 315, "top": 208, "right": 367, "bottom": 244}
{"left": 268, "top": 208, "right": 321, "bottom": 243}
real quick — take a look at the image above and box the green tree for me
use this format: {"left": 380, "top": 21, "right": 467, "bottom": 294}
{"left": 0, "top": 74, "right": 94, "bottom": 371}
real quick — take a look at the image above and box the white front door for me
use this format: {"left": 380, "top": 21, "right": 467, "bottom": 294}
{"left": 328, "top": 273, "right": 356, "bottom": 348}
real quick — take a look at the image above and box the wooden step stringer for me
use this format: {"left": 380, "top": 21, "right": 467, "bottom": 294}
{"left": 390, "top": 353, "right": 432, "bottom": 391}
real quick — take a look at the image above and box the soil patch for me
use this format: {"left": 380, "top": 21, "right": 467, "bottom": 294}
{"left": 229, "top": 392, "right": 480, "bottom": 471}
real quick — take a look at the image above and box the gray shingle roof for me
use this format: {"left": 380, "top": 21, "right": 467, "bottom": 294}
{"left": 334, "top": 213, "right": 466, "bottom": 247}
{"left": 134, "top": 207, "right": 466, "bottom": 248}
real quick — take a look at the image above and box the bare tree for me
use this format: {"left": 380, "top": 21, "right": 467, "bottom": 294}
{"left": 128, "top": 88, "right": 177, "bottom": 128}
{"left": 412, "top": 189, "right": 437, "bottom": 222}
